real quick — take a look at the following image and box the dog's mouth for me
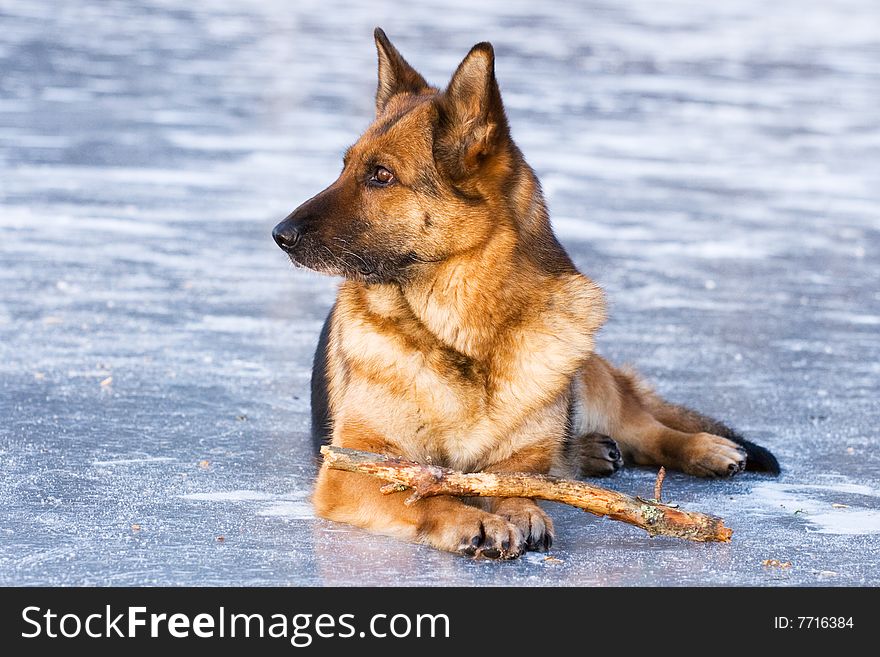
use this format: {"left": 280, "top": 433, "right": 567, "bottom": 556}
{"left": 281, "top": 239, "right": 383, "bottom": 282}
{"left": 281, "top": 238, "right": 441, "bottom": 285}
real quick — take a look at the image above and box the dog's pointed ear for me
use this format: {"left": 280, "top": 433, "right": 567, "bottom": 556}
{"left": 437, "top": 42, "right": 509, "bottom": 178}
{"left": 374, "top": 28, "right": 429, "bottom": 114}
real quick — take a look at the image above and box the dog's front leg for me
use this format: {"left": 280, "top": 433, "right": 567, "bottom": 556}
{"left": 313, "top": 422, "right": 526, "bottom": 558}
{"left": 481, "top": 444, "right": 555, "bottom": 551}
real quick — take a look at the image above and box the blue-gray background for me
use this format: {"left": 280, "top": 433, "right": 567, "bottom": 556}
{"left": 1, "top": 0, "right": 878, "bottom": 585}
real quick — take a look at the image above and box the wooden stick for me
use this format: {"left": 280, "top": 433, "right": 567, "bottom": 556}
{"left": 654, "top": 466, "right": 666, "bottom": 503}
{"left": 321, "top": 446, "right": 732, "bottom": 543}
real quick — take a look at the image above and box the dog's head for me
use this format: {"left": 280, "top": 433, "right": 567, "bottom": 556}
{"left": 273, "top": 28, "right": 517, "bottom": 284}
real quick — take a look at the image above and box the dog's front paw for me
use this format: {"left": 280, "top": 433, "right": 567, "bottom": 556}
{"left": 681, "top": 432, "right": 747, "bottom": 477}
{"left": 424, "top": 508, "right": 525, "bottom": 559}
{"left": 493, "top": 498, "right": 554, "bottom": 552}
{"left": 460, "top": 512, "right": 526, "bottom": 560}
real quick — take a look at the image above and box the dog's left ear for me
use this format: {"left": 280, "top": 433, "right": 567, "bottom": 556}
{"left": 436, "top": 42, "right": 510, "bottom": 179}
{"left": 374, "top": 28, "right": 429, "bottom": 114}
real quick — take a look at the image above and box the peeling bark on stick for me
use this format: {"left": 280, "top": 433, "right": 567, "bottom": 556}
{"left": 320, "top": 446, "right": 732, "bottom": 543}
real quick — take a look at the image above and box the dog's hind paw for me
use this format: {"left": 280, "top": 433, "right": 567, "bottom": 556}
{"left": 681, "top": 432, "right": 748, "bottom": 478}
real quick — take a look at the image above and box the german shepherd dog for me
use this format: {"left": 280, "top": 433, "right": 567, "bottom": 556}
{"left": 273, "top": 29, "right": 779, "bottom": 559}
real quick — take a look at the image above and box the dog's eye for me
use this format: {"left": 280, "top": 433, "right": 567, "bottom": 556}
{"left": 370, "top": 166, "right": 395, "bottom": 186}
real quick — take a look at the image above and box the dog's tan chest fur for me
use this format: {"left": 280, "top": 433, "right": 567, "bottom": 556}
{"left": 327, "top": 271, "right": 603, "bottom": 472}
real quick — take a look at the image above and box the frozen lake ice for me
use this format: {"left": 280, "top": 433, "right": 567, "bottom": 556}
{"left": 1, "top": 0, "right": 879, "bottom": 585}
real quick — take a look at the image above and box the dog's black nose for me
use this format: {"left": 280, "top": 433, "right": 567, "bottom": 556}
{"left": 272, "top": 223, "right": 301, "bottom": 251}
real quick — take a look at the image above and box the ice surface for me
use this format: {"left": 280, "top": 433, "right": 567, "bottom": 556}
{"left": 1, "top": 0, "right": 878, "bottom": 586}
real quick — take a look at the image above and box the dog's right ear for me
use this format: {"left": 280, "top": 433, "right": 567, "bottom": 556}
{"left": 374, "top": 28, "right": 429, "bottom": 114}
{"left": 434, "top": 42, "right": 510, "bottom": 181}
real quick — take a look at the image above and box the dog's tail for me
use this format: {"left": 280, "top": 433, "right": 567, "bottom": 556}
{"left": 651, "top": 401, "right": 780, "bottom": 474}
